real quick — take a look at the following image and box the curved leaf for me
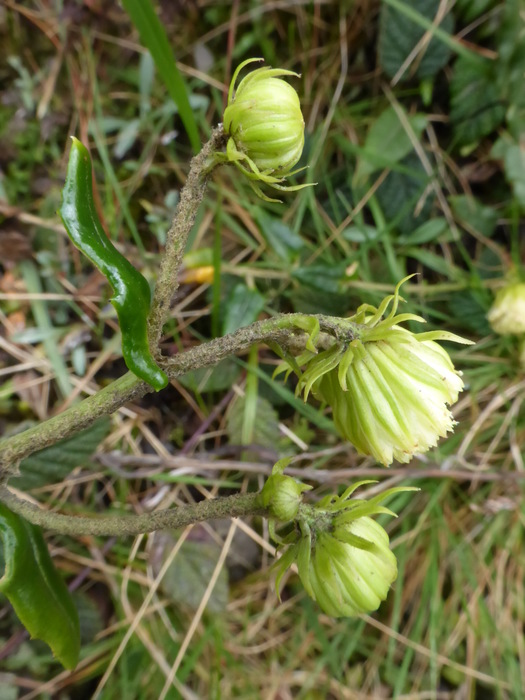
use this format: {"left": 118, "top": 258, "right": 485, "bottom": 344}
{"left": 0, "top": 504, "right": 80, "bottom": 670}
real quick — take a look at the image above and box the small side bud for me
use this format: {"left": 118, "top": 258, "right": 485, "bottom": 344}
{"left": 487, "top": 281, "right": 525, "bottom": 336}
{"left": 260, "top": 458, "right": 312, "bottom": 522}
{"left": 271, "top": 482, "right": 417, "bottom": 617}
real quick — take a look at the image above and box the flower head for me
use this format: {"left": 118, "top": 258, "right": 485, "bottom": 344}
{"left": 272, "top": 481, "right": 415, "bottom": 617}
{"left": 219, "top": 58, "right": 312, "bottom": 201}
{"left": 278, "top": 278, "right": 473, "bottom": 465}
{"left": 487, "top": 281, "right": 525, "bottom": 336}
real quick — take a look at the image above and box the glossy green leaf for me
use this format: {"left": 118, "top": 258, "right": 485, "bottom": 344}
{"left": 121, "top": 0, "right": 200, "bottom": 153}
{"left": 59, "top": 138, "right": 168, "bottom": 391}
{"left": 0, "top": 504, "right": 80, "bottom": 670}
{"left": 354, "top": 106, "right": 427, "bottom": 184}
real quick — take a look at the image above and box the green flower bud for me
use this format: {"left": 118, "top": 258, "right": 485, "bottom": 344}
{"left": 278, "top": 277, "right": 473, "bottom": 465}
{"left": 487, "top": 281, "right": 525, "bottom": 335}
{"left": 260, "top": 458, "right": 312, "bottom": 522}
{"left": 219, "top": 58, "right": 312, "bottom": 201}
{"left": 310, "top": 519, "right": 397, "bottom": 617}
{"left": 272, "top": 481, "right": 415, "bottom": 617}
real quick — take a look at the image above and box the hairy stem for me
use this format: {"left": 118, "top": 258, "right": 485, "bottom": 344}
{"left": 0, "top": 314, "right": 351, "bottom": 472}
{"left": 0, "top": 487, "right": 265, "bottom": 537}
{"left": 148, "top": 125, "right": 228, "bottom": 349}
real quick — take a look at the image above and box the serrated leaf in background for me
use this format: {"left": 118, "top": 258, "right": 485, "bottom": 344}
{"left": 150, "top": 531, "right": 229, "bottom": 614}
{"left": 378, "top": 0, "right": 454, "bottom": 81}
{"left": 375, "top": 152, "right": 434, "bottom": 235}
{"left": 354, "top": 106, "right": 427, "bottom": 185}
{"left": 449, "top": 57, "right": 505, "bottom": 148}
{"left": 15, "top": 418, "right": 111, "bottom": 491}
{"left": 226, "top": 395, "right": 280, "bottom": 447}
{"left": 449, "top": 195, "right": 499, "bottom": 238}
{"left": 448, "top": 291, "right": 492, "bottom": 335}
{"left": 491, "top": 138, "right": 525, "bottom": 211}
{"left": 453, "top": 0, "right": 496, "bottom": 24}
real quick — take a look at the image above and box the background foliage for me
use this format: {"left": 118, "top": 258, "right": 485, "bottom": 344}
{"left": 0, "top": 0, "right": 524, "bottom": 697}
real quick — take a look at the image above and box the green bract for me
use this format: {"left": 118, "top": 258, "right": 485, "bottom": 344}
{"left": 277, "top": 277, "right": 474, "bottom": 465}
{"left": 272, "top": 481, "right": 416, "bottom": 617}
{"left": 487, "top": 281, "right": 525, "bottom": 335}
{"left": 219, "top": 58, "right": 311, "bottom": 201}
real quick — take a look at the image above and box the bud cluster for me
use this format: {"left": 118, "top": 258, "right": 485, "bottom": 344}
{"left": 270, "top": 480, "right": 416, "bottom": 617}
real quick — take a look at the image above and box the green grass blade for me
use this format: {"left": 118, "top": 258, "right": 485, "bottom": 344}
{"left": 121, "top": 0, "right": 201, "bottom": 153}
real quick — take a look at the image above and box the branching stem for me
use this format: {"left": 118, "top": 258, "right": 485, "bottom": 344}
{"left": 0, "top": 487, "right": 265, "bottom": 537}
{"left": 0, "top": 127, "right": 356, "bottom": 538}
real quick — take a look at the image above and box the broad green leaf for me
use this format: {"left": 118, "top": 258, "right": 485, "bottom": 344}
{"left": 379, "top": 0, "right": 454, "bottom": 80}
{"left": 454, "top": 0, "right": 496, "bottom": 24}
{"left": 121, "top": 0, "right": 200, "bottom": 152}
{"left": 222, "top": 284, "right": 265, "bottom": 336}
{"left": 375, "top": 153, "right": 434, "bottom": 235}
{"left": 449, "top": 195, "right": 499, "bottom": 238}
{"left": 450, "top": 57, "right": 505, "bottom": 147}
{"left": 397, "top": 217, "right": 448, "bottom": 245}
{"left": 292, "top": 262, "right": 351, "bottom": 295}
{"left": 16, "top": 418, "right": 111, "bottom": 491}
{"left": 255, "top": 211, "right": 305, "bottom": 262}
{"left": 448, "top": 291, "right": 492, "bottom": 335}
{"left": 0, "top": 505, "right": 80, "bottom": 670}
{"left": 403, "top": 247, "right": 462, "bottom": 278}
{"left": 492, "top": 138, "right": 525, "bottom": 210}
{"left": 341, "top": 225, "right": 380, "bottom": 243}
{"left": 354, "top": 106, "right": 427, "bottom": 184}
{"left": 291, "top": 285, "right": 351, "bottom": 317}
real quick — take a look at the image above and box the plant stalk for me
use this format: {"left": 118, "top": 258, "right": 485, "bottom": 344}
{"left": 0, "top": 487, "right": 265, "bottom": 537}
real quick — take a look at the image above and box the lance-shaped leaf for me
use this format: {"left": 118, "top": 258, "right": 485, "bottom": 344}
{"left": 0, "top": 503, "right": 80, "bottom": 670}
